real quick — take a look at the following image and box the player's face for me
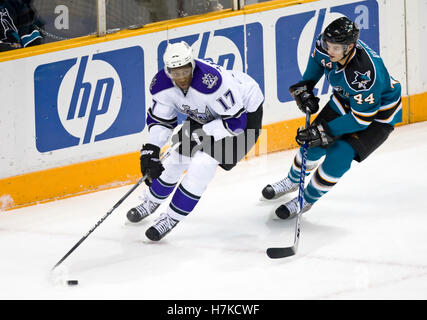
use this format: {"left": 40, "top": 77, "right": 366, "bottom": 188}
{"left": 323, "top": 41, "right": 354, "bottom": 64}
{"left": 324, "top": 41, "right": 347, "bottom": 62}
{"left": 169, "top": 65, "right": 193, "bottom": 90}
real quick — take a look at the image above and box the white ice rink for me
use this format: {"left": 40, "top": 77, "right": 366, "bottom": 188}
{"left": 1, "top": 121, "right": 427, "bottom": 300}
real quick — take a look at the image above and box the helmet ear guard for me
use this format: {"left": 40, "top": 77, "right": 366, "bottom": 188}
{"left": 163, "top": 41, "right": 195, "bottom": 78}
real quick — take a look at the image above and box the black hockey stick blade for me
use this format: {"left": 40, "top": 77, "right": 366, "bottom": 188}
{"left": 266, "top": 246, "right": 296, "bottom": 259}
{"left": 266, "top": 222, "right": 300, "bottom": 259}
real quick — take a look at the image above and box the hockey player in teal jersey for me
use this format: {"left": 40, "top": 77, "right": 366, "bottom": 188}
{"left": 262, "top": 16, "right": 402, "bottom": 218}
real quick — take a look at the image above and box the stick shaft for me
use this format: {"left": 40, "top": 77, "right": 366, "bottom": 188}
{"left": 51, "top": 142, "right": 179, "bottom": 270}
{"left": 293, "top": 111, "right": 311, "bottom": 244}
{"left": 266, "top": 110, "right": 311, "bottom": 259}
{"left": 52, "top": 176, "right": 146, "bottom": 270}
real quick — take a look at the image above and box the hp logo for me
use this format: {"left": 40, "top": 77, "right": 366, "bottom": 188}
{"left": 34, "top": 46, "right": 145, "bottom": 152}
{"left": 158, "top": 23, "right": 264, "bottom": 93}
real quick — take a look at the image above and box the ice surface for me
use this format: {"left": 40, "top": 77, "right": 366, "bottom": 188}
{"left": 1, "top": 122, "right": 427, "bottom": 299}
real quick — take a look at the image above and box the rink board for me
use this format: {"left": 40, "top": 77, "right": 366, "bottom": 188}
{"left": 0, "top": 0, "right": 425, "bottom": 210}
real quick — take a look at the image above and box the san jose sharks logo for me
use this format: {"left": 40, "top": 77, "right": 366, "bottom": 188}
{"left": 179, "top": 104, "right": 214, "bottom": 124}
{"left": 352, "top": 70, "right": 372, "bottom": 90}
{"left": 202, "top": 73, "right": 218, "bottom": 89}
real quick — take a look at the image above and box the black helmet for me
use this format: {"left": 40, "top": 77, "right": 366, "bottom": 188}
{"left": 321, "top": 17, "right": 360, "bottom": 45}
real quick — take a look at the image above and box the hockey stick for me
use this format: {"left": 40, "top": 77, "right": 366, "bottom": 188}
{"left": 266, "top": 110, "right": 311, "bottom": 259}
{"left": 51, "top": 144, "right": 177, "bottom": 271}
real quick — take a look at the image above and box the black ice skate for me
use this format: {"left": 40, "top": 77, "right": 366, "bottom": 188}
{"left": 262, "top": 177, "right": 298, "bottom": 200}
{"left": 275, "top": 196, "right": 312, "bottom": 220}
{"left": 145, "top": 212, "right": 179, "bottom": 241}
{"left": 126, "top": 193, "right": 160, "bottom": 223}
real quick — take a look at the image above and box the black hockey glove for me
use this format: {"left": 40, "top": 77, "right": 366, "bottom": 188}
{"left": 140, "top": 143, "right": 164, "bottom": 186}
{"left": 289, "top": 80, "right": 320, "bottom": 114}
{"left": 296, "top": 120, "right": 334, "bottom": 148}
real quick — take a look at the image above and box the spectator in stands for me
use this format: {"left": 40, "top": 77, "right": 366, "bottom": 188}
{"left": 0, "top": 0, "right": 42, "bottom": 51}
{"left": 177, "top": 0, "right": 223, "bottom": 17}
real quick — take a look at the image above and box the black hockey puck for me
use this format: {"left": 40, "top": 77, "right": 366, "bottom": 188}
{"left": 67, "top": 280, "right": 78, "bottom": 286}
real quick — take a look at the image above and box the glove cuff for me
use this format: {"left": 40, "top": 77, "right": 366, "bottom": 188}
{"left": 289, "top": 80, "right": 316, "bottom": 96}
{"left": 141, "top": 143, "right": 161, "bottom": 157}
{"left": 318, "top": 119, "right": 333, "bottom": 137}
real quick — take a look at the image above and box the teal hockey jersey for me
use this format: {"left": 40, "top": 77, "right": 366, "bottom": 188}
{"left": 302, "top": 36, "right": 402, "bottom": 137}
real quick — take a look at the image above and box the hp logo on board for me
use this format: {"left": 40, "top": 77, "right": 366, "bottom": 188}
{"left": 157, "top": 23, "right": 265, "bottom": 94}
{"left": 34, "top": 46, "right": 146, "bottom": 152}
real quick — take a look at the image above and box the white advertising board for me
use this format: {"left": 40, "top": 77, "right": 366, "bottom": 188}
{"left": 0, "top": 0, "right": 411, "bottom": 180}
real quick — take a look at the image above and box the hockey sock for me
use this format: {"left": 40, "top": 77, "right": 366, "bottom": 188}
{"left": 148, "top": 149, "right": 191, "bottom": 203}
{"left": 149, "top": 177, "right": 177, "bottom": 202}
{"left": 166, "top": 149, "right": 218, "bottom": 220}
{"left": 288, "top": 147, "right": 324, "bottom": 183}
{"left": 167, "top": 184, "right": 201, "bottom": 220}
{"left": 304, "top": 140, "right": 355, "bottom": 204}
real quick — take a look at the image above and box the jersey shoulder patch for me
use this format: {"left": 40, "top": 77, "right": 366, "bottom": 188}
{"left": 345, "top": 45, "right": 376, "bottom": 92}
{"left": 149, "top": 70, "right": 174, "bottom": 95}
{"left": 191, "top": 59, "right": 223, "bottom": 94}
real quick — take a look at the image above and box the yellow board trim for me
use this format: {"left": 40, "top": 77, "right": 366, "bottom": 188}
{"left": 0, "top": 0, "right": 421, "bottom": 211}
{"left": 0, "top": 94, "right": 419, "bottom": 212}
{"left": 409, "top": 92, "right": 427, "bottom": 123}
{"left": 0, "top": 0, "right": 318, "bottom": 63}
{"left": 0, "top": 152, "right": 141, "bottom": 211}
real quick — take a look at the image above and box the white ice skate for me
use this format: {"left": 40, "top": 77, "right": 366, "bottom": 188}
{"left": 275, "top": 196, "right": 312, "bottom": 220}
{"left": 145, "top": 212, "right": 179, "bottom": 241}
{"left": 126, "top": 193, "right": 160, "bottom": 223}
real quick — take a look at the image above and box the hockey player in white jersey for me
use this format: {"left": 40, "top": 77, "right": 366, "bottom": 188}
{"left": 126, "top": 41, "right": 264, "bottom": 241}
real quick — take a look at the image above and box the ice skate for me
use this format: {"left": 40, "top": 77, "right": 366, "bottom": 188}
{"left": 262, "top": 177, "right": 298, "bottom": 200}
{"left": 126, "top": 193, "right": 160, "bottom": 223}
{"left": 275, "top": 196, "right": 312, "bottom": 220}
{"left": 145, "top": 212, "right": 179, "bottom": 241}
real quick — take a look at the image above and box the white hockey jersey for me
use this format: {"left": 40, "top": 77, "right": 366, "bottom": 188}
{"left": 146, "top": 59, "right": 264, "bottom": 147}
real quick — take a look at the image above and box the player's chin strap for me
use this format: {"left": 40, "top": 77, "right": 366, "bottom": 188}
{"left": 339, "top": 44, "right": 356, "bottom": 66}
